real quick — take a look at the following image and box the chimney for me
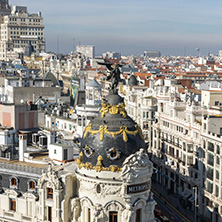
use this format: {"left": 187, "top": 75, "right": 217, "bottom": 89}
{"left": 19, "top": 134, "right": 27, "bottom": 161}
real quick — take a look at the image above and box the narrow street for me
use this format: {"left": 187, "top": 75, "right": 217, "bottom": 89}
{"left": 152, "top": 188, "right": 191, "bottom": 222}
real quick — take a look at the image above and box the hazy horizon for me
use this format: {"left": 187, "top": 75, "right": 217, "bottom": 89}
{"left": 9, "top": 0, "right": 222, "bottom": 56}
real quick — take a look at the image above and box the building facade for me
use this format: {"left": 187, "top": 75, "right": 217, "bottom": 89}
{"left": 144, "top": 51, "right": 161, "bottom": 58}
{"left": 0, "top": 86, "right": 156, "bottom": 222}
{"left": 147, "top": 79, "right": 222, "bottom": 222}
{"left": 0, "top": 0, "right": 11, "bottom": 24}
{"left": 0, "top": 5, "right": 45, "bottom": 60}
{"left": 76, "top": 45, "right": 95, "bottom": 59}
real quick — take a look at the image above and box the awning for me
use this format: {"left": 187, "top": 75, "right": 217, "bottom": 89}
{"left": 181, "top": 189, "right": 192, "bottom": 199}
{"left": 19, "top": 128, "right": 40, "bottom": 134}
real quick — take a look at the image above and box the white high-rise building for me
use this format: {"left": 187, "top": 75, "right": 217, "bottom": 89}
{"left": 144, "top": 51, "right": 161, "bottom": 58}
{"left": 76, "top": 45, "right": 95, "bottom": 59}
{"left": 0, "top": 4, "right": 45, "bottom": 60}
{"left": 0, "top": 0, "right": 11, "bottom": 23}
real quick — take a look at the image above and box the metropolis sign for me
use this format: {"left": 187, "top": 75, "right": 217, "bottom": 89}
{"left": 127, "top": 181, "right": 150, "bottom": 194}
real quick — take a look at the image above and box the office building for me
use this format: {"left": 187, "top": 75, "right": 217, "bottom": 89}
{"left": 0, "top": 5, "right": 45, "bottom": 60}
{"left": 144, "top": 51, "right": 161, "bottom": 58}
{"left": 76, "top": 45, "right": 95, "bottom": 59}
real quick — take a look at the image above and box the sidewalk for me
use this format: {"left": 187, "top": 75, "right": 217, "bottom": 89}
{"left": 152, "top": 182, "right": 198, "bottom": 222}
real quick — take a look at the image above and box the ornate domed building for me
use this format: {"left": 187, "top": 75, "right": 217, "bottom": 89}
{"left": 74, "top": 64, "right": 156, "bottom": 222}
{"left": 0, "top": 64, "right": 155, "bottom": 222}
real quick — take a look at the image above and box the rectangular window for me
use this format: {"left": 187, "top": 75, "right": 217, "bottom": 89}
{"left": 88, "top": 208, "right": 91, "bottom": 222}
{"left": 48, "top": 206, "right": 52, "bottom": 222}
{"left": 208, "top": 142, "right": 214, "bottom": 152}
{"left": 187, "top": 156, "right": 193, "bottom": 165}
{"left": 207, "top": 181, "right": 213, "bottom": 193}
{"left": 216, "top": 185, "right": 219, "bottom": 197}
{"left": 187, "top": 145, "right": 193, "bottom": 153}
{"left": 136, "top": 209, "right": 141, "bottom": 222}
{"left": 216, "top": 156, "right": 220, "bottom": 165}
{"left": 109, "top": 211, "right": 118, "bottom": 222}
{"left": 207, "top": 153, "right": 214, "bottom": 166}
{"left": 10, "top": 198, "right": 16, "bottom": 211}
{"left": 207, "top": 167, "right": 214, "bottom": 181}
{"left": 216, "top": 170, "right": 219, "bottom": 180}
{"left": 47, "top": 188, "right": 53, "bottom": 199}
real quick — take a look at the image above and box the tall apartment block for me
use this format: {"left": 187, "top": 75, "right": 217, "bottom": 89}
{"left": 0, "top": 2, "right": 45, "bottom": 60}
{"left": 0, "top": 0, "right": 11, "bottom": 23}
{"left": 76, "top": 45, "right": 95, "bottom": 59}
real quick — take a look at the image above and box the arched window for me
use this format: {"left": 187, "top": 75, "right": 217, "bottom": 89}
{"left": 29, "top": 181, "right": 35, "bottom": 190}
{"left": 10, "top": 177, "right": 18, "bottom": 189}
{"left": 11, "top": 178, "right": 17, "bottom": 186}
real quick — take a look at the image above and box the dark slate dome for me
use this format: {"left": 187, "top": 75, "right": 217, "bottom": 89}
{"left": 79, "top": 91, "right": 145, "bottom": 171}
{"left": 128, "top": 74, "right": 138, "bottom": 86}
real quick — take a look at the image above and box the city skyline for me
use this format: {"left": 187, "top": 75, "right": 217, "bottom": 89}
{"left": 10, "top": 0, "right": 222, "bottom": 56}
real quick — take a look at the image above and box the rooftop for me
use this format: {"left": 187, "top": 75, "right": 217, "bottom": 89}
{"left": 0, "top": 158, "right": 47, "bottom": 169}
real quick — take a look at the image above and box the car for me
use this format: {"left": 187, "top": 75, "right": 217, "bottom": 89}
{"left": 154, "top": 209, "right": 170, "bottom": 222}
{"left": 154, "top": 209, "right": 164, "bottom": 217}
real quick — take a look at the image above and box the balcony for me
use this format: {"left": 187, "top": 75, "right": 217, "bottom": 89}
{"left": 159, "top": 112, "right": 201, "bottom": 131}
{"left": 169, "top": 101, "right": 186, "bottom": 109}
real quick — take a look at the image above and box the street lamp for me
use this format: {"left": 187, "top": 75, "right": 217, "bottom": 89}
{"left": 193, "top": 186, "right": 198, "bottom": 222}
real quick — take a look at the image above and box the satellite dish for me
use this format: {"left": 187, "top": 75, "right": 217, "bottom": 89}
{"left": 20, "top": 99, "right": 24, "bottom": 104}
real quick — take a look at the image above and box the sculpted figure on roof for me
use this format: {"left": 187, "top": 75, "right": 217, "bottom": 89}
{"left": 97, "top": 61, "right": 123, "bottom": 92}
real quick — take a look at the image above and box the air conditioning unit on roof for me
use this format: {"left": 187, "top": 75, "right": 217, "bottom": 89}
{"left": 39, "top": 135, "right": 47, "bottom": 148}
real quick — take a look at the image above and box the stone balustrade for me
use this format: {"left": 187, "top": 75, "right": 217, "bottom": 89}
{"left": 0, "top": 162, "right": 45, "bottom": 175}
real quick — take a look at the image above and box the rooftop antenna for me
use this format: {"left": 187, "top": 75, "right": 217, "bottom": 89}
{"left": 196, "top": 48, "right": 200, "bottom": 57}
{"left": 184, "top": 46, "right": 186, "bottom": 57}
{"left": 73, "top": 38, "right": 75, "bottom": 52}
{"left": 57, "top": 35, "right": 60, "bottom": 54}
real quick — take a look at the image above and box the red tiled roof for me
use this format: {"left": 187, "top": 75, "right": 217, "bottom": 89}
{"left": 134, "top": 72, "right": 152, "bottom": 80}
{"left": 178, "top": 89, "right": 185, "bottom": 93}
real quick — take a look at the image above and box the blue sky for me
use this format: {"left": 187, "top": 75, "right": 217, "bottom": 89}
{"left": 10, "top": 0, "right": 222, "bottom": 56}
